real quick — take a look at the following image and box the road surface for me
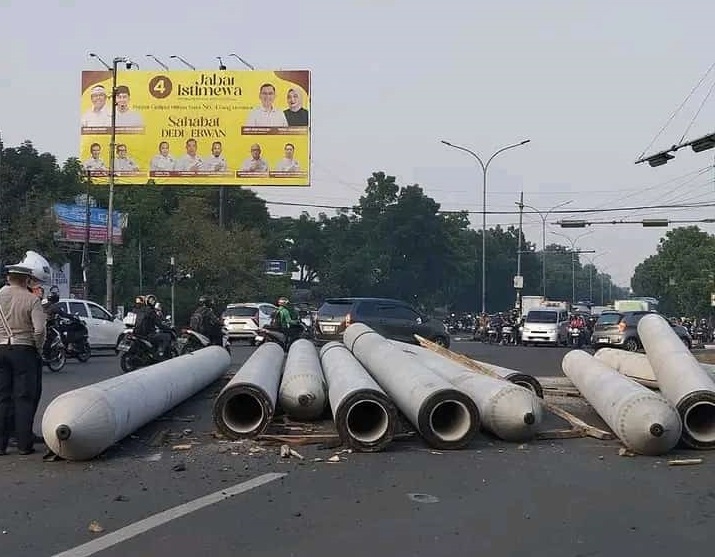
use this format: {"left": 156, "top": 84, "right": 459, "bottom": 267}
{"left": 0, "top": 341, "right": 711, "bottom": 557}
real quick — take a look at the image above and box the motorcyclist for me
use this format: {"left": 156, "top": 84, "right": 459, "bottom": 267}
{"left": 488, "top": 313, "right": 504, "bottom": 343}
{"left": 276, "top": 296, "right": 302, "bottom": 346}
{"left": 42, "top": 290, "right": 85, "bottom": 353}
{"left": 134, "top": 294, "right": 173, "bottom": 358}
{"left": 190, "top": 295, "right": 223, "bottom": 347}
{"left": 124, "top": 295, "right": 145, "bottom": 327}
{"left": 569, "top": 312, "right": 587, "bottom": 344}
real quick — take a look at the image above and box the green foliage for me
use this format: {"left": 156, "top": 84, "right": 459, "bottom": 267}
{"left": 0, "top": 140, "right": 624, "bottom": 316}
{"left": 632, "top": 226, "right": 715, "bottom": 316}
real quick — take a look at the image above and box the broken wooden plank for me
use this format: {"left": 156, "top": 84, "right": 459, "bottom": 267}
{"left": 668, "top": 458, "right": 704, "bottom": 466}
{"left": 257, "top": 434, "right": 342, "bottom": 446}
{"left": 414, "top": 335, "right": 503, "bottom": 379}
{"left": 543, "top": 401, "right": 614, "bottom": 440}
{"left": 536, "top": 428, "right": 590, "bottom": 440}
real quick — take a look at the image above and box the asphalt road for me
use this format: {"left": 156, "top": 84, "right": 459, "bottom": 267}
{"left": 1, "top": 340, "right": 713, "bottom": 557}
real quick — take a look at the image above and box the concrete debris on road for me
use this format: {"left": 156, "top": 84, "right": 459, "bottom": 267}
{"left": 88, "top": 521, "right": 105, "bottom": 534}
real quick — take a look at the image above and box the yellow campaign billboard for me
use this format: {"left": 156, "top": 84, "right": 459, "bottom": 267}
{"left": 80, "top": 70, "right": 311, "bottom": 186}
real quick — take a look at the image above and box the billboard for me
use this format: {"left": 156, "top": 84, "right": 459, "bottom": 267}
{"left": 50, "top": 263, "right": 71, "bottom": 299}
{"left": 80, "top": 70, "right": 311, "bottom": 186}
{"left": 54, "top": 203, "right": 126, "bottom": 245}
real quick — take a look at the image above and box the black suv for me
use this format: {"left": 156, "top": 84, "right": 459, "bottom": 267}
{"left": 315, "top": 297, "right": 450, "bottom": 347}
{"left": 591, "top": 311, "right": 691, "bottom": 351}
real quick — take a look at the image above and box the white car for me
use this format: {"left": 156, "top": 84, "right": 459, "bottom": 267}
{"left": 57, "top": 298, "right": 126, "bottom": 349}
{"left": 222, "top": 302, "right": 277, "bottom": 342}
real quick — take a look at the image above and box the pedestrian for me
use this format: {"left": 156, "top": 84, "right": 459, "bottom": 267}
{"left": 0, "top": 258, "right": 48, "bottom": 455}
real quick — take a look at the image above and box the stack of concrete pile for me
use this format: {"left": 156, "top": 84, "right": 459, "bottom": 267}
{"left": 213, "top": 339, "right": 332, "bottom": 440}
{"left": 343, "top": 323, "right": 479, "bottom": 449}
{"left": 600, "top": 314, "right": 715, "bottom": 450}
{"left": 213, "top": 337, "right": 401, "bottom": 452}
{"left": 388, "top": 342, "right": 543, "bottom": 442}
{"left": 214, "top": 323, "right": 548, "bottom": 451}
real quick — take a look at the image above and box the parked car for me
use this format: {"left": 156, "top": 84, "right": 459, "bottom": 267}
{"left": 222, "top": 302, "right": 277, "bottom": 343}
{"left": 57, "top": 298, "right": 126, "bottom": 349}
{"left": 591, "top": 311, "right": 692, "bottom": 351}
{"left": 314, "top": 297, "right": 450, "bottom": 347}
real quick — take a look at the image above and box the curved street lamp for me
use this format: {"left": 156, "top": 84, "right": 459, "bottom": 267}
{"left": 520, "top": 199, "right": 572, "bottom": 297}
{"left": 550, "top": 230, "right": 594, "bottom": 304}
{"left": 441, "top": 139, "right": 530, "bottom": 314}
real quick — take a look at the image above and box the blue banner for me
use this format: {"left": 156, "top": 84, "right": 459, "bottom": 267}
{"left": 53, "top": 203, "right": 125, "bottom": 228}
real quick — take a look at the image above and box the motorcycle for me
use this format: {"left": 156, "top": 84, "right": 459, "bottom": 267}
{"left": 56, "top": 316, "right": 91, "bottom": 362}
{"left": 117, "top": 329, "right": 179, "bottom": 373}
{"left": 486, "top": 323, "right": 500, "bottom": 344}
{"left": 692, "top": 326, "right": 708, "bottom": 348}
{"left": 255, "top": 322, "right": 313, "bottom": 352}
{"left": 43, "top": 322, "right": 66, "bottom": 372}
{"left": 500, "top": 324, "right": 515, "bottom": 346}
{"left": 178, "top": 326, "right": 231, "bottom": 355}
{"left": 569, "top": 326, "right": 585, "bottom": 348}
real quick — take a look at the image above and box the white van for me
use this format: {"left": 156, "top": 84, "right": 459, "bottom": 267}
{"left": 521, "top": 306, "right": 569, "bottom": 346}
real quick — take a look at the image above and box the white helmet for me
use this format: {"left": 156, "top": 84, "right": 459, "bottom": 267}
{"left": 13, "top": 251, "right": 51, "bottom": 284}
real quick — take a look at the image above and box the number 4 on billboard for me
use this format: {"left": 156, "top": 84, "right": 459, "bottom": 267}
{"left": 153, "top": 79, "right": 166, "bottom": 94}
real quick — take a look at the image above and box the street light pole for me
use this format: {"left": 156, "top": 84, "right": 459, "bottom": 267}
{"left": 229, "top": 53, "right": 255, "bottom": 70}
{"left": 82, "top": 170, "right": 91, "bottom": 299}
{"left": 169, "top": 55, "right": 196, "bottom": 70}
{"left": 550, "top": 230, "right": 594, "bottom": 304}
{"left": 516, "top": 191, "right": 524, "bottom": 312}
{"left": 441, "top": 138, "right": 530, "bottom": 314}
{"left": 105, "top": 56, "right": 121, "bottom": 313}
{"left": 520, "top": 200, "right": 572, "bottom": 298}
{"left": 584, "top": 252, "right": 607, "bottom": 303}
{"left": 90, "top": 53, "right": 135, "bottom": 312}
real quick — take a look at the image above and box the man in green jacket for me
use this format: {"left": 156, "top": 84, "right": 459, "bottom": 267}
{"left": 275, "top": 297, "right": 301, "bottom": 345}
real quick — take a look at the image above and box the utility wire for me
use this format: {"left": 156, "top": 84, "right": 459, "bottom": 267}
{"left": 262, "top": 198, "right": 715, "bottom": 215}
{"left": 637, "top": 60, "right": 715, "bottom": 161}
{"left": 678, "top": 76, "right": 715, "bottom": 144}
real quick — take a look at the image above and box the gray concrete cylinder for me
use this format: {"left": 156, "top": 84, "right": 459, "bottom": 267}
{"left": 393, "top": 343, "right": 542, "bottom": 442}
{"left": 319, "top": 342, "right": 397, "bottom": 452}
{"left": 562, "top": 350, "right": 681, "bottom": 455}
{"left": 467, "top": 359, "right": 544, "bottom": 399}
{"left": 596, "top": 347, "right": 715, "bottom": 388}
{"left": 344, "top": 323, "right": 479, "bottom": 450}
{"left": 638, "top": 313, "right": 715, "bottom": 449}
{"left": 42, "top": 346, "right": 231, "bottom": 461}
{"left": 213, "top": 342, "right": 285, "bottom": 439}
{"left": 279, "top": 339, "right": 326, "bottom": 420}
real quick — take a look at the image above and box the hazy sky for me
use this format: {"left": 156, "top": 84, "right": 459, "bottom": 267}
{"left": 2, "top": 0, "right": 715, "bottom": 288}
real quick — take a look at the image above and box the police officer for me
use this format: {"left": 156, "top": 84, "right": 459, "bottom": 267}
{"left": 0, "top": 262, "right": 47, "bottom": 455}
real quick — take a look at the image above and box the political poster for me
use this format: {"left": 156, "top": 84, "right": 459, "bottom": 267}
{"left": 79, "top": 70, "right": 311, "bottom": 186}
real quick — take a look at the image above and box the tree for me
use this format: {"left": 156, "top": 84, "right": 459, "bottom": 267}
{"left": 632, "top": 226, "right": 715, "bottom": 316}
{"left": 0, "top": 141, "right": 85, "bottom": 266}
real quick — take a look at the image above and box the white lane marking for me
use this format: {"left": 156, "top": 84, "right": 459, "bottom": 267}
{"left": 52, "top": 472, "right": 287, "bottom": 557}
